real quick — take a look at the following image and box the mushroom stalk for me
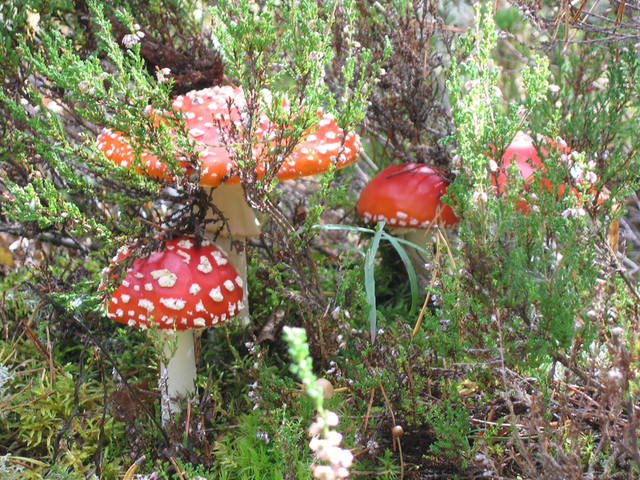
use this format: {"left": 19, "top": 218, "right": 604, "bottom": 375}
{"left": 160, "top": 330, "right": 196, "bottom": 424}
{"left": 205, "top": 184, "right": 259, "bottom": 324}
{"left": 392, "top": 228, "right": 434, "bottom": 289}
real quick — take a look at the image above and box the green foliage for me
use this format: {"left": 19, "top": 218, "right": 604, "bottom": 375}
{"left": 426, "top": 385, "right": 472, "bottom": 467}
{"left": 211, "top": 406, "right": 312, "bottom": 480}
{"left": 2, "top": 0, "right": 640, "bottom": 479}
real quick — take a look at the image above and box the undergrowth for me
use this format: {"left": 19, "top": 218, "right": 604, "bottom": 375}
{"left": 1, "top": 1, "right": 640, "bottom": 479}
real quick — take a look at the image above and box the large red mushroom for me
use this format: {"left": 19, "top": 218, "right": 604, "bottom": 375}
{"left": 107, "top": 237, "right": 243, "bottom": 423}
{"left": 98, "top": 86, "right": 362, "bottom": 322}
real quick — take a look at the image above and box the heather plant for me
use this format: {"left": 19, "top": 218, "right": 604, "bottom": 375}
{"left": 2, "top": 0, "right": 640, "bottom": 479}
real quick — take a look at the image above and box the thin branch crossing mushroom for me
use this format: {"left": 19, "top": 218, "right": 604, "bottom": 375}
{"left": 106, "top": 237, "right": 244, "bottom": 423}
{"left": 98, "top": 86, "right": 361, "bottom": 322}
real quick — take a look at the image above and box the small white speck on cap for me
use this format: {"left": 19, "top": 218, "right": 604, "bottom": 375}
{"left": 178, "top": 239, "right": 194, "bottom": 249}
{"left": 223, "top": 279, "right": 235, "bottom": 291}
{"left": 116, "top": 309, "right": 124, "bottom": 317}
{"left": 159, "top": 298, "right": 186, "bottom": 311}
{"left": 144, "top": 283, "right": 153, "bottom": 291}
{"left": 121, "top": 294, "right": 130, "bottom": 303}
{"left": 138, "top": 299, "right": 155, "bottom": 312}
{"left": 209, "top": 287, "right": 224, "bottom": 302}
{"left": 196, "top": 300, "right": 206, "bottom": 312}
{"left": 211, "top": 250, "right": 228, "bottom": 266}
{"left": 111, "top": 297, "right": 118, "bottom": 304}
{"left": 127, "top": 319, "right": 137, "bottom": 327}
{"left": 133, "top": 285, "right": 140, "bottom": 291}
{"left": 189, "top": 283, "right": 201, "bottom": 294}
{"left": 194, "top": 318, "right": 206, "bottom": 327}
{"left": 235, "top": 276, "right": 244, "bottom": 288}
{"left": 197, "top": 255, "right": 213, "bottom": 273}
{"left": 150, "top": 269, "right": 178, "bottom": 288}
{"left": 177, "top": 250, "right": 191, "bottom": 264}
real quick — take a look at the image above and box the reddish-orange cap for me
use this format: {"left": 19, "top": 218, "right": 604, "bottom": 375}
{"left": 356, "top": 163, "right": 459, "bottom": 227}
{"left": 493, "top": 132, "right": 570, "bottom": 193}
{"left": 106, "top": 238, "right": 244, "bottom": 330}
{"left": 97, "top": 87, "right": 362, "bottom": 187}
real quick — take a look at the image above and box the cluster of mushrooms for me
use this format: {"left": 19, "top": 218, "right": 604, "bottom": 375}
{"left": 99, "top": 86, "right": 362, "bottom": 423}
{"left": 100, "top": 86, "right": 588, "bottom": 423}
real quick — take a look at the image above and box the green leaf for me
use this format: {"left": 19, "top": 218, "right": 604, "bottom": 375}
{"left": 364, "top": 222, "right": 385, "bottom": 342}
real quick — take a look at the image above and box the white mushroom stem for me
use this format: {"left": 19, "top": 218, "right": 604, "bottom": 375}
{"left": 204, "top": 184, "right": 260, "bottom": 324}
{"left": 160, "top": 330, "right": 196, "bottom": 425}
{"left": 390, "top": 227, "right": 434, "bottom": 289}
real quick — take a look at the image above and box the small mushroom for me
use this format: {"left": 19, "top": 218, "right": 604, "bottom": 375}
{"left": 106, "top": 237, "right": 244, "bottom": 423}
{"left": 492, "top": 132, "right": 570, "bottom": 211}
{"left": 356, "top": 163, "right": 459, "bottom": 280}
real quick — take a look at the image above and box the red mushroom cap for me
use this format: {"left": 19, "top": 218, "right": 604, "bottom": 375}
{"left": 97, "top": 86, "right": 362, "bottom": 187}
{"left": 106, "top": 238, "right": 244, "bottom": 330}
{"left": 356, "top": 163, "right": 459, "bottom": 228}
{"left": 491, "top": 132, "right": 576, "bottom": 211}
{"left": 493, "top": 132, "right": 570, "bottom": 195}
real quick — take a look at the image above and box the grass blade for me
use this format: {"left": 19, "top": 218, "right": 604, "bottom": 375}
{"left": 365, "top": 222, "right": 385, "bottom": 343}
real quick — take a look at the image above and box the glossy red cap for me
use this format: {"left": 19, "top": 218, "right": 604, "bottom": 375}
{"left": 106, "top": 238, "right": 244, "bottom": 330}
{"left": 356, "top": 163, "right": 459, "bottom": 227}
{"left": 97, "top": 87, "right": 362, "bottom": 187}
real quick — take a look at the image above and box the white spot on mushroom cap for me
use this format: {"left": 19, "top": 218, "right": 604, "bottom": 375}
{"left": 178, "top": 239, "right": 194, "bottom": 249}
{"left": 189, "top": 283, "right": 201, "bottom": 294}
{"left": 197, "top": 256, "right": 213, "bottom": 273}
{"left": 223, "top": 279, "right": 235, "bottom": 292}
{"left": 235, "top": 276, "right": 243, "bottom": 288}
{"left": 144, "top": 283, "right": 153, "bottom": 291}
{"left": 196, "top": 300, "right": 206, "bottom": 312}
{"left": 159, "top": 298, "right": 186, "bottom": 311}
{"left": 211, "top": 250, "right": 228, "bottom": 266}
{"left": 209, "top": 287, "right": 224, "bottom": 302}
{"left": 138, "top": 299, "right": 155, "bottom": 312}
{"left": 121, "top": 294, "right": 130, "bottom": 303}
{"left": 194, "top": 318, "right": 206, "bottom": 327}
{"left": 151, "top": 269, "right": 178, "bottom": 288}
{"left": 177, "top": 250, "right": 191, "bottom": 264}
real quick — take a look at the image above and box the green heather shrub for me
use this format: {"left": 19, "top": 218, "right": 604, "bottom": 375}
{"left": 2, "top": 0, "right": 640, "bottom": 479}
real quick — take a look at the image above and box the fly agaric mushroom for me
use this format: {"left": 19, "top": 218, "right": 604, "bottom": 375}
{"left": 492, "top": 131, "right": 607, "bottom": 212}
{"left": 106, "top": 237, "right": 244, "bottom": 423}
{"left": 98, "top": 86, "right": 362, "bottom": 321}
{"left": 356, "top": 163, "right": 459, "bottom": 279}
{"left": 492, "top": 132, "right": 570, "bottom": 211}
